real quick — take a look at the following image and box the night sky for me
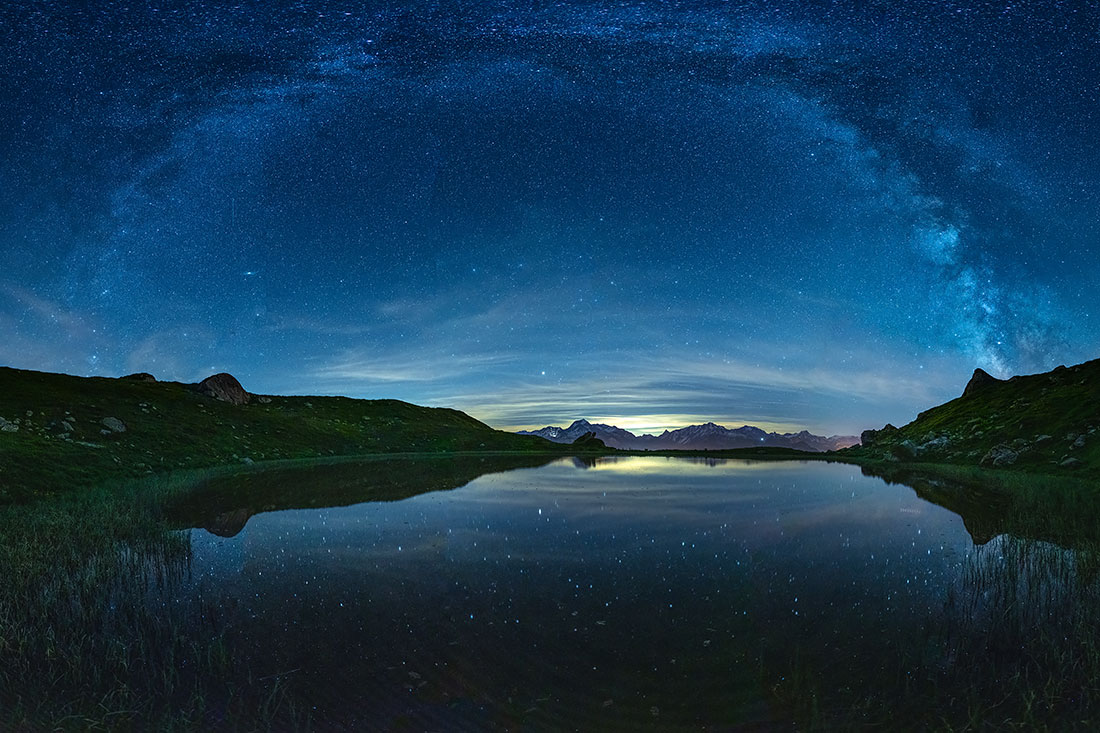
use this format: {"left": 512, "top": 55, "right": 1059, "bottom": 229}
{"left": 2, "top": 1, "right": 1098, "bottom": 435}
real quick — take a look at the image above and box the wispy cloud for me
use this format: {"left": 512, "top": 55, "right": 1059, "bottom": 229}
{"left": 312, "top": 350, "right": 519, "bottom": 385}
{"left": 0, "top": 283, "right": 107, "bottom": 373}
{"left": 295, "top": 321, "right": 949, "bottom": 435}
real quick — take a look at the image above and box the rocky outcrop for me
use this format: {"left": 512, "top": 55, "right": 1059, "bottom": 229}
{"left": 962, "top": 368, "right": 1001, "bottom": 397}
{"left": 847, "top": 358, "right": 1100, "bottom": 476}
{"left": 571, "top": 431, "right": 609, "bottom": 450}
{"left": 980, "top": 444, "right": 1019, "bottom": 468}
{"left": 197, "top": 373, "right": 251, "bottom": 405}
{"left": 860, "top": 424, "right": 898, "bottom": 447}
{"left": 121, "top": 372, "right": 157, "bottom": 382}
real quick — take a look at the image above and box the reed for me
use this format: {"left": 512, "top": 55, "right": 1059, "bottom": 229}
{"left": 0, "top": 473, "right": 309, "bottom": 730}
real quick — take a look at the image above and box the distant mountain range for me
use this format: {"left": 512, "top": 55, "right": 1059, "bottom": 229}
{"left": 518, "top": 419, "right": 859, "bottom": 452}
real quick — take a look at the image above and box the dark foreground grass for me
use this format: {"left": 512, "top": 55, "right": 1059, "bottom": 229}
{"left": 774, "top": 539, "right": 1100, "bottom": 731}
{"left": 770, "top": 464, "right": 1100, "bottom": 730}
{"left": 0, "top": 470, "right": 313, "bottom": 731}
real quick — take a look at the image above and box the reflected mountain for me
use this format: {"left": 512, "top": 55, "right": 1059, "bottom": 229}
{"left": 861, "top": 463, "right": 1100, "bottom": 550}
{"left": 165, "top": 454, "right": 560, "bottom": 536}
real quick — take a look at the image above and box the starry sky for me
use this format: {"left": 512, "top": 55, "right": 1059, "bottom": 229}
{"left": 2, "top": 1, "right": 1098, "bottom": 435}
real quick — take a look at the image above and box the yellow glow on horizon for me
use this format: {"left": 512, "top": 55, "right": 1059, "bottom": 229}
{"left": 579, "top": 455, "right": 804, "bottom": 474}
{"left": 501, "top": 414, "right": 812, "bottom": 436}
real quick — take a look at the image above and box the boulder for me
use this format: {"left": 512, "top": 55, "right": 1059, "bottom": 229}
{"left": 1060, "top": 457, "right": 1084, "bottom": 469}
{"left": 980, "top": 444, "right": 1018, "bottom": 468}
{"left": 0, "top": 416, "right": 17, "bottom": 433}
{"left": 198, "top": 373, "right": 251, "bottom": 405}
{"left": 919, "top": 435, "right": 951, "bottom": 453}
{"left": 963, "top": 368, "right": 1002, "bottom": 397}
{"left": 101, "top": 417, "right": 127, "bottom": 433}
{"left": 121, "top": 372, "right": 157, "bottom": 382}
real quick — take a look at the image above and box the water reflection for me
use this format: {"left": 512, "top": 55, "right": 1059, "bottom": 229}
{"left": 12, "top": 455, "right": 1100, "bottom": 728}
{"left": 860, "top": 462, "right": 1100, "bottom": 549}
{"left": 165, "top": 453, "right": 559, "bottom": 537}
{"left": 175, "top": 457, "right": 964, "bottom": 728}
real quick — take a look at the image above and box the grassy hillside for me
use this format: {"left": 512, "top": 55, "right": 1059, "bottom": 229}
{"left": 842, "top": 358, "right": 1100, "bottom": 479}
{"left": 0, "top": 366, "right": 563, "bottom": 502}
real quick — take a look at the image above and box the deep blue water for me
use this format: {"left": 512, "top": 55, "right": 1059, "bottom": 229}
{"left": 181, "top": 456, "right": 979, "bottom": 729}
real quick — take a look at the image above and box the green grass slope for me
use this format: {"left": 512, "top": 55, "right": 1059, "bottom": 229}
{"left": 0, "top": 366, "right": 563, "bottom": 502}
{"left": 842, "top": 358, "right": 1100, "bottom": 478}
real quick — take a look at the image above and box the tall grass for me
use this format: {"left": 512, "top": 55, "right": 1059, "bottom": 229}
{"left": 772, "top": 466, "right": 1100, "bottom": 730}
{"left": 0, "top": 473, "right": 308, "bottom": 731}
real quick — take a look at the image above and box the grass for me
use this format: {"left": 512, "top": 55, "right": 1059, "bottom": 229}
{"left": 841, "top": 358, "right": 1100, "bottom": 479}
{"left": 0, "top": 471, "right": 264, "bottom": 730}
{"left": 0, "top": 366, "right": 569, "bottom": 503}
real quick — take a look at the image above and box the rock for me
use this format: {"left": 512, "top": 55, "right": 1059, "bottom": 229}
{"left": 198, "top": 373, "right": 251, "bottom": 405}
{"left": 571, "top": 431, "right": 608, "bottom": 449}
{"left": 981, "top": 444, "right": 1019, "bottom": 468}
{"left": 919, "top": 435, "right": 951, "bottom": 453}
{"left": 1060, "top": 457, "right": 1084, "bottom": 469}
{"left": 898, "top": 440, "right": 919, "bottom": 458}
{"left": 101, "top": 417, "right": 127, "bottom": 433}
{"left": 963, "top": 368, "right": 1002, "bottom": 397}
{"left": 256, "top": 395, "right": 272, "bottom": 404}
{"left": 1072, "top": 435, "right": 1087, "bottom": 449}
{"left": 121, "top": 372, "right": 157, "bottom": 382}
{"left": 1035, "top": 434, "right": 1053, "bottom": 444}
{"left": 241, "top": 456, "right": 255, "bottom": 465}
{"left": 0, "top": 417, "right": 18, "bottom": 433}
{"left": 860, "top": 424, "right": 899, "bottom": 447}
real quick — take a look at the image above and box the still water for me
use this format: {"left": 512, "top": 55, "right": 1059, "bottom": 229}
{"left": 173, "top": 456, "right": 996, "bottom": 729}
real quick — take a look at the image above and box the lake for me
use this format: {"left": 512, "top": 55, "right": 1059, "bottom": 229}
{"left": 160, "top": 453, "right": 1085, "bottom": 730}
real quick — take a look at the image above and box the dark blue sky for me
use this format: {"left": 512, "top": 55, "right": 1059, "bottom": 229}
{"left": 2, "top": 1, "right": 1098, "bottom": 435}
